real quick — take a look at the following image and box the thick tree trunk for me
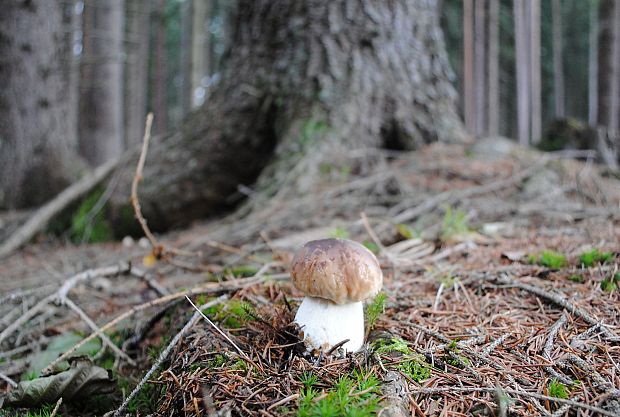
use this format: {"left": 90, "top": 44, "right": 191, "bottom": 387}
{"left": 125, "top": 0, "right": 151, "bottom": 147}
{"left": 153, "top": 0, "right": 168, "bottom": 135}
{"left": 79, "top": 0, "right": 125, "bottom": 166}
{"left": 0, "top": 1, "right": 81, "bottom": 208}
{"left": 110, "top": 0, "right": 465, "bottom": 231}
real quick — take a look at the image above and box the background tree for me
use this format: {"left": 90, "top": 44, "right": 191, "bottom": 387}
{"left": 0, "top": 1, "right": 82, "bottom": 208}
{"left": 487, "top": 0, "right": 500, "bottom": 136}
{"left": 79, "top": 0, "right": 125, "bottom": 166}
{"left": 552, "top": 0, "right": 565, "bottom": 118}
{"left": 125, "top": 0, "right": 151, "bottom": 147}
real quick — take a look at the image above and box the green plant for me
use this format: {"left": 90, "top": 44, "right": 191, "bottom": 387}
{"left": 548, "top": 379, "right": 569, "bottom": 399}
{"left": 2, "top": 404, "right": 63, "bottom": 417}
{"left": 328, "top": 227, "right": 350, "bottom": 239}
{"left": 568, "top": 274, "right": 584, "bottom": 283}
{"left": 579, "top": 249, "right": 613, "bottom": 267}
{"left": 441, "top": 206, "right": 470, "bottom": 240}
{"left": 300, "top": 372, "right": 318, "bottom": 389}
{"left": 362, "top": 241, "right": 379, "bottom": 254}
{"left": 297, "top": 371, "right": 381, "bottom": 417}
{"left": 364, "top": 292, "right": 386, "bottom": 333}
{"left": 70, "top": 187, "right": 113, "bottom": 243}
{"left": 601, "top": 273, "right": 620, "bottom": 293}
{"left": 528, "top": 251, "right": 568, "bottom": 269}
{"left": 398, "top": 355, "right": 432, "bottom": 383}
{"left": 373, "top": 337, "right": 411, "bottom": 355}
{"left": 396, "top": 223, "right": 416, "bottom": 239}
{"left": 202, "top": 299, "right": 255, "bottom": 328}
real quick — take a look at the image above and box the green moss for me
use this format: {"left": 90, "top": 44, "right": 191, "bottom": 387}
{"left": 364, "top": 292, "right": 386, "bottom": 333}
{"left": 579, "top": 249, "right": 613, "bottom": 267}
{"left": 229, "top": 265, "right": 260, "bottom": 277}
{"left": 528, "top": 251, "right": 568, "bottom": 269}
{"left": 362, "top": 241, "right": 379, "bottom": 254}
{"left": 202, "top": 299, "right": 255, "bottom": 329}
{"left": 1, "top": 404, "right": 63, "bottom": 417}
{"left": 601, "top": 273, "right": 620, "bottom": 293}
{"left": 373, "top": 337, "right": 411, "bottom": 355}
{"left": 568, "top": 274, "right": 584, "bottom": 283}
{"left": 373, "top": 338, "right": 432, "bottom": 383}
{"left": 297, "top": 371, "right": 381, "bottom": 417}
{"left": 396, "top": 223, "right": 416, "bottom": 239}
{"left": 548, "top": 379, "right": 569, "bottom": 399}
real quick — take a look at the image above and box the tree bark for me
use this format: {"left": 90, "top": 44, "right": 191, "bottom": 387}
{"left": 109, "top": 0, "right": 465, "bottom": 232}
{"left": 191, "top": 0, "right": 210, "bottom": 109}
{"left": 463, "top": 0, "right": 475, "bottom": 135}
{"left": 514, "top": 0, "right": 530, "bottom": 145}
{"left": 125, "top": 0, "right": 151, "bottom": 147}
{"left": 474, "top": 0, "right": 486, "bottom": 136}
{"left": 487, "top": 0, "right": 500, "bottom": 136}
{"left": 79, "top": 0, "right": 125, "bottom": 166}
{"left": 153, "top": 0, "right": 168, "bottom": 135}
{"left": 180, "top": 0, "right": 192, "bottom": 116}
{"left": 0, "top": 1, "right": 81, "bottom": 208}
{"left": 529, "top": 0, "right": 541, "bottom": 144}
{"left": 588, "top": 0, "right": 598, "bottom": 126}
{"left": 552, "top": 0, "right": 565, "bottom": 118}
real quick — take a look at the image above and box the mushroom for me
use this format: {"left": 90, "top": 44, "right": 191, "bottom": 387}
{"left": 291, "top": 238, "right": 383, "bottom": 353}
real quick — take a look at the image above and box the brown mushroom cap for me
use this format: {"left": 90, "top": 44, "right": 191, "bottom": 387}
{"left": 291, "top": 238, "right": 383, "bottom": 305}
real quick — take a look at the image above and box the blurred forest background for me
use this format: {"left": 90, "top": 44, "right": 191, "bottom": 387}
{"left": 1, "top": 0, "right": 619, "bottom": 234}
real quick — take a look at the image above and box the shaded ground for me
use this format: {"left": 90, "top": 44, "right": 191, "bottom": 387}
{"left": 1, "top": 138, "right": 619, "bottom": 416}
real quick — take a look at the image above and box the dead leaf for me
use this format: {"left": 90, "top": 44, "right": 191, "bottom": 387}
{"left": 1, "top": 357, "right": 115, "bottom": 408}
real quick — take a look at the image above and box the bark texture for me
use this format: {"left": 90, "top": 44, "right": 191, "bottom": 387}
{"left": 125, "top": 0, "right": 151, "bottom": 147}
{"left": 79, "top": 0, "right": 125, "bottom": 166}
{"left": 111, "top": 0, "right": 465, "bottom": 231}
{"left": 0, "top": 1, "right": 81, "bottom": 208}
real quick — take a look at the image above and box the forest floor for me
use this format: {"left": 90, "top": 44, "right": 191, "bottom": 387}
{"left": 0, "top": 137, "right": 619, "bottom": 416}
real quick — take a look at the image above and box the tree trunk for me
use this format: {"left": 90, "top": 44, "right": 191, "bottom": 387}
{"left": 474, "top": 0, "right": 486, "bottom": 136}
{"left": 487, "top": 0, "right": 500, "bottom": 136}
{"left": 109, "top": 0, "right": 465, "bottom": 232}
{"left": 463, "top": 0, "right": 475, "bottom": 135}
{"left": 79, "top": 0, "right": 125, "bottom": 166}
{"left": 552, "top": 0, "right": 565, "bottom": 118}
{"left": 191, "top": 0, "right": 210, "bottom": 109}
{"left": 153, "top": 0, "right": 168, "bottom": 135}
{"left": 529, "top": 0, "right": 541, "bottom": 144}
{"left": 125, "top": 0, "right": 151, "bottom": 147}
{"left": 180, "top": 0, "right": 192, "bottom": 117}
{"left": 514, "top": 0, "right": 530, "bottom": 145}
{"left": 588, "top": 0, "right": 598, "bottom": 126}
{"left": 0, "top": 1, "right": 81, "bottom": 208}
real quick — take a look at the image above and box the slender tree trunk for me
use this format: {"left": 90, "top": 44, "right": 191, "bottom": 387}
{"left": 153, "top": 0, "right": 168, "bottom": 135}
{"left": 474, "top": 0, "right": 486, "bottom": 136}
{"left": 463, "top": 0, "right": 475, "bottom": 135}
{"left": 588, "top": 0, "right": 599, "bottom": 125}
{"left": 109, "top": 0, "right": 465, "bottom": 231}
{"left": 487, "top": 0, "right": 500, "bottom": 136}
{"left": 191, "top": 0, "right": 210, "bottom": 108}
{"left": 79, "top": 0, "right": 125, "bottom": 166}
{"left": 514, "top": 0, "right": 530, "bottom": 145}
{"left": 609, "top": 1, "right": 620, "bottom": 132}
{"left": 125, "top": 0, "right": 151, "bottom": 147}
{"left": 529, "top": 0, "right": 541, "bottom": 144}
{"left": 552, "top": 0, "right": 565, "bottom": 118}
{"left": 180, "top": 0, "right": 192, "bottom": 116}
{"left": 0, "top": 1, "right": 82, "bottom": 208}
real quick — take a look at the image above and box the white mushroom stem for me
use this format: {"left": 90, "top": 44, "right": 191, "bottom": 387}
{"left": 294, "top": 296, "right": 364, "bottom": 353}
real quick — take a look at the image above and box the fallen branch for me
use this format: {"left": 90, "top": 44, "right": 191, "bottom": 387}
{"left": 0, "top": 156, "right": 122, "bottom": 259}
{"left": 111, "top": 296, "right": 227, "bottom": 417}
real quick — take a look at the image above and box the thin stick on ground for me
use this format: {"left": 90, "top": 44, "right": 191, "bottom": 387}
{"left": 185, "top": 295, "right": 250, "bottom": 360}
{"left": 0, "top": 370, "right": 17, "bottom": 388}
{"left": 410, "top": 387, "right": 618, "bottom": 417}
{"left": 494, "top": 274, "right": 618, "bottom": 339}
{"left": 63, "top": 297, "right": 135, "bottom": 366}
{"left": 131, "top": 113, "right": 160, "bottom": 252}
{"left": 41, "top": 273, "right": 288, "bottom": 375}
{"left": 49, "top": 397, "right": 62, "bottom": 417}
{"left": 112, "top": 296, "right": 227, "bottom": 417}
